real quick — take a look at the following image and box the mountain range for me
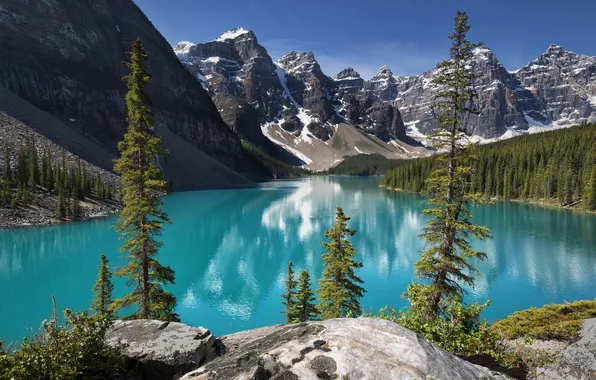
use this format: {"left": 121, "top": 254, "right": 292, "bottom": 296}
{"left": 175, "top": 28, "right": 596, "bottom": 169}
{"left": 0, "top": 1, "right": 594, "bottom": 184}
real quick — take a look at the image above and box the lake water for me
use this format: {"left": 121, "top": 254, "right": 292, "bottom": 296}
{"left": 1, "top": 176, "right": 595, "bottom": 343}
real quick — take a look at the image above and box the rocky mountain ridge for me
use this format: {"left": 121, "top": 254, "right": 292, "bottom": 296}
{"left": 175, "top": 30, "right": 596, "bottom": 155}
{"left": 0, "top": 0, "right": 257, "bottom": 190}
{"left": 175, "top": 29, "right": 424, "bottom": 169}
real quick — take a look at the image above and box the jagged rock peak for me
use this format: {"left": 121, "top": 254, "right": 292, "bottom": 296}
{"left": 334, "top": 67, "right": 361, "bottom": 80}
{"left": 376, "top": 65, "right": 393, "bottom": 76}
{"left": 472, "top": 46, "right": 495, "bottom": 60}
{"left": 277, "top": 51, "right": 318, "bottom": 73}
{"left": 544, "top": 43, "right": 565, "bottom": 56}
{"left": 172, "top": 41, "right": 197, "bottom": 58}
{"left": 215, "top": 27, "right": 251, "bottom": 42}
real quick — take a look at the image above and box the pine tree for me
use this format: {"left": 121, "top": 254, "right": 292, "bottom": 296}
{"left": 72, "top": 194, "right": 83, "bottom": 220}
{"left": 406, "top": 11, "right": 491, "bottom": 320}
{"left": 584, "top": 165, "right": 596, "bottom": 210}
{"left": 28, "top": 140, "right": 40, "bottom": 189}
{"left": 16, "top": 146, "right": 28, "bottom": 187}
{"left": 91, "top": 254, "right": 115, "bottom": 319}
{"left": 318, "top": 206, "right": 365, "bottom": 319}
{"left": 111, "top": 39, "right": 178, "bottom": 322}
{"left": 2, "top": 148, "right": 12, "bottom": 184}
{"left": 281, "top": 261, "right": 297, "bottom": 323}
{"left": 56, "top": 188, "right": 65, "bottom": 220}
{"left": 291, "top": 270, "right": 319, "bottom": 323}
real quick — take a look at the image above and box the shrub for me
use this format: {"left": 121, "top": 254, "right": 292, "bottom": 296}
{"left": 0, "top": 309, "right": 126, "bottom": 380}
{"left": 491, "top": 299, "right": 596, "bottom": 340}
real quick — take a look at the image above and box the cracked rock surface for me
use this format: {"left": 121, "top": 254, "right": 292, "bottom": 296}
{"left": 179, "top": 317, "right": 512, "bottom": 380}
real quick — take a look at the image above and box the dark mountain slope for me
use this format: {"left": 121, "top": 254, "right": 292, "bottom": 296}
{"left": 0, "top": 0, "right": 253, "bottom": 189}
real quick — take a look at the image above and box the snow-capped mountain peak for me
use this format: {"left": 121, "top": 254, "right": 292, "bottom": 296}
{"left": 172, "top": 41, "right": 196, "bottom": 58}
{"left": 215, "top": 27, "right": 250, "bottom": 42}
{"left": 376, "top": 65, "right": 393, "bottom": 76}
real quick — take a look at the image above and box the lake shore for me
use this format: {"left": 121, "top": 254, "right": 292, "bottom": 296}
{"left": 0, "top": 194, "right": 120, "bottom": 229}
{"left": 381, "top": 185, "right": 596, "bottom": 215}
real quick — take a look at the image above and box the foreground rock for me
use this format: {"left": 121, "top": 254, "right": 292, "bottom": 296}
{"left": 105, "top": 320, "right": 217, "bottom": 380}
{"left": 540, "top": 317, "right": 596, "bottom": 379}
{"left": 181, "top": 317, "right": 511, "bottom": 380}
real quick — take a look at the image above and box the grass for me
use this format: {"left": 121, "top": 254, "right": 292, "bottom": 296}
{"left": 491, "top": 299, "right": 596, "bottom": 340}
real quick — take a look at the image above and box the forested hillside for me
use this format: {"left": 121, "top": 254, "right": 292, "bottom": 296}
{"left": 382, "top": 124, "right": 596, "bottom": 210}
{"left": 327, "top": 154, "right": 404, "bottom": 176}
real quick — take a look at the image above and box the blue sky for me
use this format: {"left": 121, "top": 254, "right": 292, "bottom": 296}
{"left": 135, "top": 0, "right": 595, "bottom": 79}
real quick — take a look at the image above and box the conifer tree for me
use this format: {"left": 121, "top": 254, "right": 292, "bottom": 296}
{"left": 291, "top": 270, "right": 319, "bottom": 322}
{"left": 2, "top": 148, "right": 12, "bottom": 184}
{"left": 281, "top": 261, "right": 297, "bottom": 323}
{"left": 28, "top": 140, "right": 40, "bottom": 189}
{"left": 584, "top": 166, "right": 596, "bottom": 211}
{"left": 318, "top": 206, "right": 365, "bottom": 319}
{"left": 91, "top": 254, "right": 115, "bottom": 319}
{"left": 56, "top": 188, "right": 65, "bottom": 220}
{"left": 405, "top": 11, "right": 491, "bottom": 320}
{"left": 16, "top": 146, "right": 28, "bottom": 187}
{"left": 111, "top": 39, "right": 178, "bottom": 321}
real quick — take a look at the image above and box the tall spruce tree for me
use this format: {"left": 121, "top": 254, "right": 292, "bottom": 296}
{"left": 281, "top": 261, "right": 297, "bottom": 323}
{"left": 91, "top": 254, "right": 115, "bottom": 319}
{"left": 406, "top": 11, "right": 491, "bottom": 320}
{"left": 584, "top": 165, "right": 596, "bottom": 211}
{"left": 2, "top": 148, "right": 12, "bottom": 184}
{"left": 111, "top": 39, "right": 178, "bottom": 321}
{"left": 28, "top": 140, "right": 40, "bottom": 189}
{"left": 318, "top": 206, "right": 365, "bottom": 319}
{"left": 56, "top": 188, "right": 65, "bottom": 220}
{"left": 291, "top": 270, "right": 319, "bottom": 322}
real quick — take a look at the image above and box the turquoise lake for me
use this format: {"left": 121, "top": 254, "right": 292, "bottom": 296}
{"left": 1, "top": 176, "right": 596, "bottom": 343}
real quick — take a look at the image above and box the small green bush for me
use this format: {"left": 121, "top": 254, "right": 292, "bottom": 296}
{"left": 0, "top": 309, "right": 125, "bottom": 380}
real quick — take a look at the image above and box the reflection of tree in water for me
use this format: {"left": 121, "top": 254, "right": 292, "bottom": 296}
{"left": 169, "top": 185, "right": 304, "bottom": 320}
{"left": 2, "top": 177, "right": 596, "bottom": 340}
{"left": 469, "top": 201, "right": 596, "bottom": 298}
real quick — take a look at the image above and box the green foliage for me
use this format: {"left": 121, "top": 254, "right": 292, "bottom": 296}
{"left": 291, "top": 270, "right": 319, "bottom": 323}
{"left": 326, "top": 154, "right": 405, "bottom": 176}
{"left": 406, "top": 11, "right": 490, "bottom": 319}
{"left": 383, "top": 124, "right": 596, "bottom": 210}
{"left": 491, "top": 299, "right": 596, "bottom": 340}
{"left": 0, "top": 309, "right": 125, "bottom": 380}
{"left": 2, "top": 147, "right": 12, "bottom": 185}
{"left": 56, "top": 188, "right": 65, "bottom": 220}
{"left": 281, "top": 261, "right": 298, "bottom": 323}
{"left": 369, "top": 287, "right": 500, "bottom": 357}
{"left": 1, "top": 140, "right": 111, "bottom": 219}
{"left": 318, "top": 206, "right": 366, "bottom": 319}
{"left": 112, "top": 39, "right": 178, "bottom": 322}
{"left": 241, "top": 142, "right": 308, "bottom": 179}
{"left": 91, "top": 254, "right": 116, "bottom": 320}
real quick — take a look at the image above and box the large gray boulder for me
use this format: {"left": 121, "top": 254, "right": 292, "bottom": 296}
{"left": 106, "top": 320, "right": 217, "bottom": 380}
{"left": 541, "top": 317, "right": 596, "bottom": 379}
{"left": 180, "top": 317, "right": 511, "bottom": 380}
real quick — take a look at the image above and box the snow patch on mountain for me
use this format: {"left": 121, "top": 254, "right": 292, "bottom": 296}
{"left": 274, "top": 63, "right": 314, "bottom": 143}
{"left": 173, "top": 41, "right": 196, "bottom": 58}
{"left": 215, "top": 27, "right": 249, "bottom": 42}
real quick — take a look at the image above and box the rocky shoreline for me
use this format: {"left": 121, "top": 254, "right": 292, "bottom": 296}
{"left": 0, "top": 195, "right": 120, "bottom": 229}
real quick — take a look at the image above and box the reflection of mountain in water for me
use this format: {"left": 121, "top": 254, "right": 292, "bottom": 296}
{"left": 1, "top": 176, "right": 596, "bottom": 342}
